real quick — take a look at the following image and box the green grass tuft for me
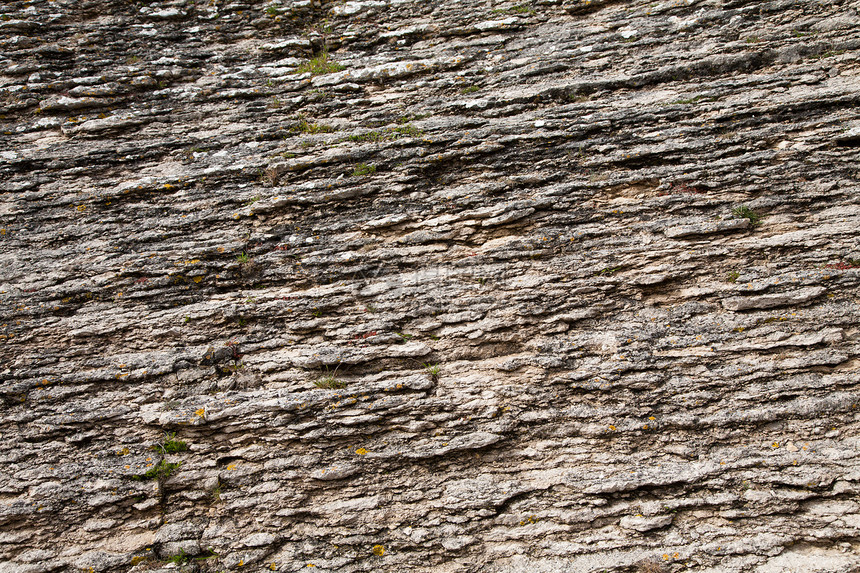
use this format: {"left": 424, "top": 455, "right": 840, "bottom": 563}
{"left": 133, "top": 460, "right": 181, "bottom": 481}
{"left": 351, "top": 163, "right": 376, "bottom": 177}
{"left": 296, "top": 51, "right": 345, "bottom": 76}
{"left": 732, "top": 206, "right": 762, "bottom": 225}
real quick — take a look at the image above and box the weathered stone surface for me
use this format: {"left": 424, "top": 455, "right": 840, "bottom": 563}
{"left": 1, "top": 0, "right": 860, "bottom": 572}
{"left": 722, "top": 286, "right": 828, "bottom": 311}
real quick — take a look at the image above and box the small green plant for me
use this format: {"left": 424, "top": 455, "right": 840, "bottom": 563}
{"left": 265, "top": 6, "right": 278, "bottom": 16}
{"left": 732, "top": 205, "right": 762, "bottom": 225}
{"left": 811, "top": 49, "right": 846, "bottom": 60}
{"left": 295, "top": 51, "right": 345, "bottom": 76}
{"left": 395, "top": 332, "right": 413, "bottom": 341}
{"left": 133, "top": 460, "right": 181, "bottom": 481}
{"left": 153, "top": 432, "right": 188, "bottom": 454}
{"left": 183, "top": 315, "right": 191, "bottom": 324}
{"left": 244, "top": 195, "right": 261, "bottom": 206}
{"left": 397, "top": 114, "right": 427, "bottom": 124}
{"left": 194, "top": 550, "right": 219, "bottom": 562}
{"left": 237, "top": 252, "right": 251, "bottom": 264}
{"left": 312, "top": 307, "right": 323, "bottom": 318}
{"left": 393, "top": 124, "right": 423, "bottom": 138}
{"left": 671, "top": 95, "right": 704, "bottom": 105}
{"left": 460, "top": 85, "right": 481, "bottom": 94}
{"left": 291, "top": 119, "right": 335, "bottom": 134}
{"left": 344, "top": 125, "right": 424, "bottom": 144}
{"left": 212, "top": 485, "right": 222, "bottom": 503}
{"left": 727, "top": 271, "right": 740, "bottom": 283}
{"left": 594, "top": 267, "right": 620, "bottom": 276}
{"left": 166, "top": 550, "right": 190, "bottom": 565}
{"left": 315, "top": 365, "right": 346, "bottom": 389}
{"left": 347, "top": 130, "right": 386, "bottom": 143}
{"left": 424, "top": 363, "right": 440, "bottom": 380}
{"left": 509, "top": 4, "right": 536, "bottom": 14}
{"left": 351, "top": 163, "right": 376, "bottom": 177}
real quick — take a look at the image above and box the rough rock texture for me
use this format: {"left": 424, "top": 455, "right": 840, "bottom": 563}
{"left": 1, "top": 0, "right": 860, "bottom": 572}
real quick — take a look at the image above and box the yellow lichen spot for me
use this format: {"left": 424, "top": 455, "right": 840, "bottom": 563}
{"left": 642, "top": 424, "right": 649, "bottom": 430}
{"left": 772, "top": 442, "right": 779, "bottom": 448}
{"left": 192, "top": 276, "right": 203, "bottom": 283}
{"left": 307, "top": 564, "right": 315, "bottom": 568}
{"left": 663, "top": 554, "right": 670, "bottom": 560}
{"left": 227, "top": 463, "right": 237, "bottom": 471}
{"left": 648, "top": 416, "right": 656, "bottom": 421}
{"left": 76, "top": 205, "right": 86, "bottom": 212}
{"left": 372, "top": 545, "right": 385, "bottom": 557}
{"left": 270, "top": 564, "right": 276, "bottom": 571}
{"left": 238, "top": 560, "right": 244, "bottom": 566}
{"left": 608, "top": 425, "right": 616, "bottom": 431}
{"left": 195, "top": 408, "right": 205, "bottom": 417}
{"left": 117, "top": 447, "right": 130, "bottom": 456}
{"left": 355, "top": 448, "right": 368, "bottom": 455}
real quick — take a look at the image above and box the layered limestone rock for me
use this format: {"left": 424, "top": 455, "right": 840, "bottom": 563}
{"left": 1, "top": 0, "right": 859, "bottom": 571}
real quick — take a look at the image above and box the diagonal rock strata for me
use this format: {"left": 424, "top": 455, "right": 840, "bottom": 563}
{"left": 1, "top": 0, "right": 860, "bottom": 572}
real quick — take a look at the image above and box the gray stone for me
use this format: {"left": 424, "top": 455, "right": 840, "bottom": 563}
{"left": 1, "top": 1, "right": 859, "bottom": 572}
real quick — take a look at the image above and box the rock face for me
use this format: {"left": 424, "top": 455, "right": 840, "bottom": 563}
{"left": 1, "top": 0, "right": 859, "bottom": 571}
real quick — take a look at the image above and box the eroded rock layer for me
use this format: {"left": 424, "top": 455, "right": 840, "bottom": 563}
{"left": 2, "top": 0, "right": 860, "bottom": 571}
